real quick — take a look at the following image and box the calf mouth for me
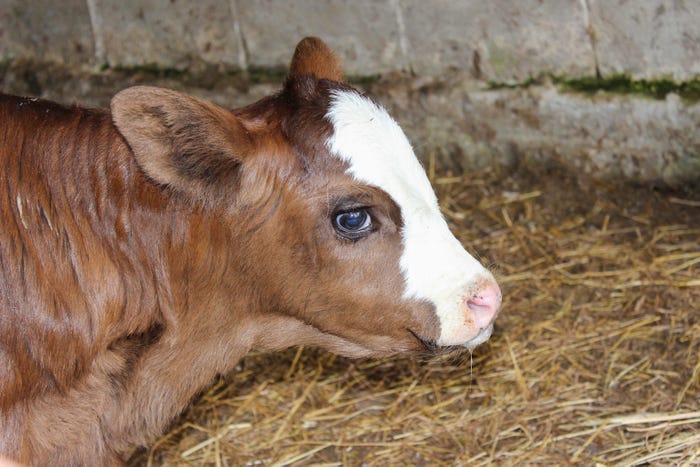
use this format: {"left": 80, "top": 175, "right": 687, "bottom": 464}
{"left": 407, "top": 328, "right": 464, "bottom": 356}
{"left": 407, "top": 328, "right": 440, "bottom": 353}
{"left": 407, "top": 327, "right": 493, "bottom": 356}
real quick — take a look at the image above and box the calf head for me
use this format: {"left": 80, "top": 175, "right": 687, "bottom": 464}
{"left": 111, "top": 37, "right": 501, "bottom": 359}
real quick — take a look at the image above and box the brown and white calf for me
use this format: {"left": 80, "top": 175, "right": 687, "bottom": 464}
{"left": 0, "top": 38, "right": 501, "bottom": 464}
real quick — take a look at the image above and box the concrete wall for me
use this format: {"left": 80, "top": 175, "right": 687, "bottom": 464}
{"left": 1, "top": 0, "right": 699, "bottom": 185}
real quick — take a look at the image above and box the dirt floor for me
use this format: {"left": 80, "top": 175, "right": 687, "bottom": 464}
{"left": 126, "top": 161, "right": 699, "bottom": 466}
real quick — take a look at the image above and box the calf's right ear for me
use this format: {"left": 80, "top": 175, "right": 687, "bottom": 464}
{"left": 111, "top": 86, "right": 251, "bottom": 200}
{"left": 288, "top": 37, "right": 344, "bottom": 82}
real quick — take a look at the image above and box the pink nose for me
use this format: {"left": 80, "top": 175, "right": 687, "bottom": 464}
{"left": 467, "top": 281, "right": 502, "bottom": 329}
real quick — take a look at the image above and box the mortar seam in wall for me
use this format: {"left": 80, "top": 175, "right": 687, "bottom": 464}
{"left": 229, "top": 0, "right": 249, "bottom": 71}
{"left": 85, "top": 0, "right": 106, "bottom": 66}
{"left": 580, "top": 0, "right": 601, "bottom": 78}
{"left": 390, "top": 0, "right": 412, "bottom": 73}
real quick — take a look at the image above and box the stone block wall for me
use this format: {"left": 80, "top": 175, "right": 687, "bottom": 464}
{"left": 1, "top": 0, "right": 699, "bottom": 185}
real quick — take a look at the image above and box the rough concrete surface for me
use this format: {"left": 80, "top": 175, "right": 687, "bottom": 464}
{"left": 589, "top": 0, "right": 700, "bottom": 80}
{"left": 92, "top": 0, "right": 241, "bottom": 71}
{"left": 374, "top": 74, "right": 700, "bottom": 185}
{"left": 0, "top": 0, "right": 94, "bottom": 65}
{"left": 400, "top": 0, "right": 596, "bottom": 81}
{"left": 2, "top": 0, "right": 699, "bottom": 80}
{"left": 0, "top": 0, "right": 699, "bottom": 184}
{"left": 238, "top": 0, "right": 407, "bottom": 75}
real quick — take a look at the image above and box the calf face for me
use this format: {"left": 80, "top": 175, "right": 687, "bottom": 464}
{"left": 112, "top": 37, "right": 501, "bottom": 357}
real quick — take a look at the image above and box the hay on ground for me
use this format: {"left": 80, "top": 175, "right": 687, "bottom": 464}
{"left": 130, "top": 162, "right": 699, "bottom": 466}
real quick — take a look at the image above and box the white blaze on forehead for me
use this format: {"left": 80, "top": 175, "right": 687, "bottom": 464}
{"left": 325, "top": 90, "right": 494, "bottom": 347}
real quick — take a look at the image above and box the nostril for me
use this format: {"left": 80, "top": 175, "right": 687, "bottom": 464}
{"left": 466, "top": 282, "right": 502, "bottom": 328}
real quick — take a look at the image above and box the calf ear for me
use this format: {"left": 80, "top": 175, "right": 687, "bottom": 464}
{"left": 111, "top": 86, "right": 251, "bottom": 199}
{"left": 288, "top": 37, "right": 344, "bottom": 82}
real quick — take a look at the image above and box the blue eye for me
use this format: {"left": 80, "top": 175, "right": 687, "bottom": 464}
{"left": 333, "top": 209, "right": 372, "bottom": 239}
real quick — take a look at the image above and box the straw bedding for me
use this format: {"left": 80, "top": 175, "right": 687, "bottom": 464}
{"left": 130, "top": 161, "right": 699, "bottom": 466}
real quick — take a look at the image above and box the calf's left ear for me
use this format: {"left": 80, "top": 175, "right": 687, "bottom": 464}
{"left": 111, "top": 86, "right": 251, "bottom": 199}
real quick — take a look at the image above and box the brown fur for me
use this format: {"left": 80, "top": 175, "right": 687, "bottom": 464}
{"left": 288, "top": 36, "right": 344, "bottom": 82}
{"left": 0, "top": 39, "right": 440, "bottom": 464}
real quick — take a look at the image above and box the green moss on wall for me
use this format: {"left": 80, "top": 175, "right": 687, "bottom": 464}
{"left": 490, "top": 74, "right": 700, "bottom": 101}
{"left": 109, "top": 64, "right": 188, "bottom": 79}
{"left": 562, "top": 75, "right": 700, "bottom": 101}
{"left": 100, "top": 63, "right": 381, "bottom": 88}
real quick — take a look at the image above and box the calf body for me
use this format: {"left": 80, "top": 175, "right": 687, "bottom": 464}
{"left": 0, "top": 38, "right": 501, "bottom": 464}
